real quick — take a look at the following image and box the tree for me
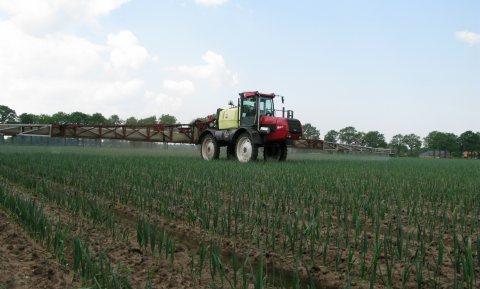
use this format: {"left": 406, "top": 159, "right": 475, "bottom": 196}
{"left": 36, "top": 114, "right": 52, "bottom": 124}
{"left": 440, "top": 133, "right": 459, "bottom": 157}
{"left": 477, "top": 132, "right": 480, "bottom": 159}
{"left": 19, "top": 113, "right": 37, "bottom": 124}
{"left": 50, "top": 112, "right": 69, "bottom": 124}
{"left": 458, "top": 131, "right": 480, "bottom": 157}
{"left": 302, "top": 123, "right": 320, "bottom": 140}
{"left": 0, "top": 105, "right": 17, "bottom": 123}
{"left": 389, "top": 134, "right": 407, "bottom": 155}
{"left": 324, "top": 130, "right": 339, "bottom": 142}
{"left": 68, "top": 112, "right": 90, "bottom": 124}
{"left": 138, "top": 116, "right": 157, "bottom": 125}
{"left": 125, "top": 117, "right": 138, "bottom": 125}
{"left": 338, "top": 126, "right": 358, "bottom": 145}
{"left": 424, "top": 131, "right": 458, "bottom": 157}
{"left": 354, "top": 131, "right": 366, "bottom": 146}
{"left": 402, "top": 133, "right": 422, "bottom": 155}
{"left": 424, "top": 131, "right": 442, "bottom": 157}
{"left": 362, "top": 131, "right": 387, "bottom": 148}
{"left": 89, "top": 113, "right": 107, "bottom": 125}
{"left": 158, "top": 114, "right": 177, "bottom": 125}
{"left": 107, "top": 114, "right": 123, "bottom": 125}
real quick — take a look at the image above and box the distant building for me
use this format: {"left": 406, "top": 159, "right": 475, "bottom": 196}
{"left": 463, "top": 151, "right": 479, "bottom": 158}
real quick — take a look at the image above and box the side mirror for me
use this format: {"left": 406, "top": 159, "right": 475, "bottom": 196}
{"left": 228, "top": 100, "right": 234, "bottom": 107}
{"left": 281, "top": 96, "right": 284, "bottom": 104}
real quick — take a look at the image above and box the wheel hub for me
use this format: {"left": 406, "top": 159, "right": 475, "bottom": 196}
{"left": 236, "top": 137, "right": 253, "bottom": 162}
{"left": 201, "top": 138, "right": 216, "bottom": 160}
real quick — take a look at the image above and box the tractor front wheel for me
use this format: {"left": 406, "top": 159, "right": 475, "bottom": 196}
{"left": 235, "top": 133, "right": 258, "bottom": 162}
{"left": 200, "top": 134, "right": 220, "bottom": 160}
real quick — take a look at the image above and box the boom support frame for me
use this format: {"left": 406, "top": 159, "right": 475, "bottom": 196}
{"left": 0, "top": 123, "right": 392, "bottom": 155}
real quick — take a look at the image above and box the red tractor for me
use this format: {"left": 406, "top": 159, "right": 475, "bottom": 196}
{"left": 199, "top": 91, "right": 302, "bottom": 162}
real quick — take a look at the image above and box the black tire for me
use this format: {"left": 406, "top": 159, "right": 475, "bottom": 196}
{"left": 264, "top": 142, "right": 288, "bottom": 161}
{"left": 279, "top": 142, "right": 288, "bottom": 161}
{"left": 226, "top": 144, "right": 236, "bottom": 160}
{"left": 235, "top": 133, "right": 258, "bottom": 162}
{"left": 200, "top": 134, "right": 220, "bottom": 160}
{"left": 264, "top": 144, "right": 280, "bottom": 161}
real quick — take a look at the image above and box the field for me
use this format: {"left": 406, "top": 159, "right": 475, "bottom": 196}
{"left": 0, "top": 145, "right": 479, "bottom": 289}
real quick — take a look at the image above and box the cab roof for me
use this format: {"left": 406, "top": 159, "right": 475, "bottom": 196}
{"left": 239, "top": 91, "right": 275, "bottom": 99}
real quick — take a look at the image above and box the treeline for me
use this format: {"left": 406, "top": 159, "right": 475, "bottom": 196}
{"left": 303, "top": 124, "right": 480, "bottom": 158}
{"left": 2, "top": 104, "right": 479, "bottom": 158}
{"left": 0, "top": 105, "right": 177, "bottom": 125}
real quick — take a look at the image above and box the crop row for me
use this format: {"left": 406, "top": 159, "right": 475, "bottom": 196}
{"left": 0, "top": 146, "right": 479, "bottom": 288}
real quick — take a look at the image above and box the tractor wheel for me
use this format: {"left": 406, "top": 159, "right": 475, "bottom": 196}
{"left": 227, "top": 144, "right": 236, "bottom": 160}
{"left": 279, "top": 142, "right": 288, "bottom": 161}
{"left": 200, "top": 134, "right": 219, "bottom": 160}
{"left": 235, "top": 133, "right": 258, "bottom": 162}
{"left": 264, "top": 144, "right": 280, "bottom": 161}
{"left": 264, "top": 142, "right": 288, "bottom": 161}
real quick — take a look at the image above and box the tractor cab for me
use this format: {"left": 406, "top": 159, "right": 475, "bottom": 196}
{"left": 216, "top": 91, "right": 301, "bottom": 140}
{"left": 239, "top": 92, "right": 275, "bottom": 127}
{"left": 239, "top": 92, "right": 301, "bottom": 143}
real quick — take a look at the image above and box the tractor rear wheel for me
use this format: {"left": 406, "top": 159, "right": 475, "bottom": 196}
{"left": 235, "top": 133, "right": 258, "bottom": 162}
{"left": 200, "top": 134, "right": 219, "bottom": 160}
{"left": 226, "top": 144, "right": 236, "bottom": 160}
{"left": 264, "top": 142, "right": 288, "bottom": 161}
{"left": 279, "top": 142, "right": 288, "bottom": 161}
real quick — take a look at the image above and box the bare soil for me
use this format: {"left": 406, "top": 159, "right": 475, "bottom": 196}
{"left": 1, "top": 168, "right": 479, "bottom": 289}
{"left": 0, "top": 209, "right": 76, "bottom": 289}
{"left": 0, "top": 178, "right": 199, "bottom": 289}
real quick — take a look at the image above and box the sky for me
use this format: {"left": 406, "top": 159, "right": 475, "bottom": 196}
{"left": 0, "top": 0, "right": 479, "bottom": 140}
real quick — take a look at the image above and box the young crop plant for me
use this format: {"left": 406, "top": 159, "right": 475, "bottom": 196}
{"left": 0, "top": 187, "right": 70, "bottom": 263}
{"left": 2, "top": 146, "right": 480, "bottom": 288}
{"left": 73, "top": 237, "right": 133, "bottom": 289}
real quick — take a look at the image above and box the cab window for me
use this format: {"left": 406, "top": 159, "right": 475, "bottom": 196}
{"left": 259, "top": 98, "right": 274, "bottom": 116}
{"left": 241, "top": 98, "right": 256, "bottom": 118}
{"left": 240, "top": 97, "right": 256, "bottom": 127}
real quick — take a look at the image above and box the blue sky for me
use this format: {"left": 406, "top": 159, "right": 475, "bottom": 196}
{"left": 0, "top": 0, "right": 479, "bottom": 140}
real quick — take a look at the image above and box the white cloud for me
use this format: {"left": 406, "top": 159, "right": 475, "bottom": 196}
{"left": 163, "top": 80, "right": 195, "bottom": 95}
{"left": 84, "top": 0, "right": 130, "bottom": 19}
{"left": 145, "top": 91, "right": 183, "bottom": 112}
{"left": 172, "top": 50, "right": 239, "bottom": 87}
{"left": 0, "top": 18, "right": 164, "bottom": 119}
{"left": 194, "top": 0, "right": 227, "bottom": 6}
{"left": 107, "top": 31, "right": 150, "bottom": 70}
{"left": 92, "top": 80, "right": 145, "bottom": 102}
{"left": 0, "top": 21, "right": 153, "bottom": 81}
{"left": 0, "top": 0, "right": 129, "bottom": 31}
{"left": 0, "top": 1, "right": 238, "bottom": 122}
{"left": 455, "top": 30, "right": 480, "bottom": 46}
{"left": 0, "top": 21, "right": 105, "bottom": 81}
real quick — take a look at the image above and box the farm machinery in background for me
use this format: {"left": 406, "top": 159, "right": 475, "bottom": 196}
{"left": 199, "top": 91, "right": 302, "bottom": 162}
{"left": 0, "top": 91, "right": 392, "bottom": 161}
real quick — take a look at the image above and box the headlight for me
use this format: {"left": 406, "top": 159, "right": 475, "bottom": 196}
{"left": 259, "top": 127, "right": 270, "bottom": 134}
